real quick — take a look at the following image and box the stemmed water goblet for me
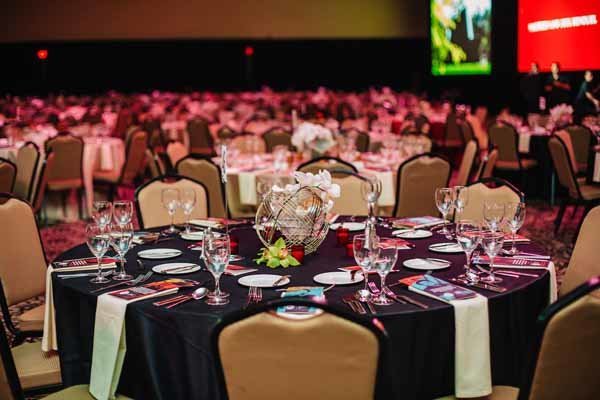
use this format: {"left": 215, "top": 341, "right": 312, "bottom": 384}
{"left": 113, "top": 200, "right": 133, "bottom": 228}
{"left": 92, "top": 201, "right": 113, "bottom": 229}
{"left": 353, "top": 234, "right": 380, "bottom": 302}
{"left": 504, "top": 202, "right": 526, "bottom": 255}
{"left": 455, "top": 220, "right": 482, "bottom": 284}
{"left": 181, "top": 188, "right": 196, "bottom": 234}
{"left": 371, "top": 238, "right": 398, "bottom": 306}
{"left": 109, "top": 223, "right": 134, "bottom": 281}
{"left": 204, "top": 234, "right": 231, "bottom": 306}
{"left": 483, "top": 201, "right": 505, "bottom": 232}
{"left": 435, "top": 187, "right": 454, "bottom": 238}
{"left": 86, "top": 223, "right": 111, "bottom": 284}
{"left": 161, "top": 188, "right": 181, "bottom": 234}
{"left": 481, "top": 230, "right": 505, "bottom": 284}
{"left": 453, "top": 186, "right": 469, "bottom": 220}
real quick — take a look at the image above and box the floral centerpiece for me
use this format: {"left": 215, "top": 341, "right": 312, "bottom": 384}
{"left": 291, "top": 122, "right": 336, "bottom": 157}
{"left": 254, "top": 237, "right": 301, "bottom": 268}
{"left": 549, "top": 104, "right": 573, "bottom": 127}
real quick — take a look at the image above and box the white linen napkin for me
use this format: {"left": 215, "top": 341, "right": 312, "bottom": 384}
{"left": 89, "top": 288, "right": 177, "bottom": 400}
{"left": 409, "top": 287, "right": 491, "bottom": 398}
{"left": 518, "top": 133, "right": 531, "bottom": 153}
{"left": 42, "top": 262, "right": 116, "bottom": 352}
{"left": 593, "top": 153, "right": 600, "bottom": 183}
{"left": 238, "top": 171, "right": 258, "bottom": 205}
{"left": 492, "top": 261, "right": 558, "bottom": 303}
{"left": 372, "top": 170, "right": 395, "bottom": 207}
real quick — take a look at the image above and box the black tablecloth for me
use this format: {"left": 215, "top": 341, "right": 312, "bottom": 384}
{"left": 52, "top": 222, "right": 551, "bottom": 400}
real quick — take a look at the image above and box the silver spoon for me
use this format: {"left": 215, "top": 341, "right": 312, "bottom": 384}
{"left": 165, "top": 287, "right": 208, "bottom": 309}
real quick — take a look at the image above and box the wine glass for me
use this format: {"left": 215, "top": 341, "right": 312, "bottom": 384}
{"left": 435, "top": 187, "right": 454, "bottom": 237}
{"left": 455, "top": 220, "right": 482, "bottom": 284}
{"left": 453, "top": 186, "right": 469, "bottom": 219}
{"left": 113, "top": 200, "right": 133, "bottom": 227}
{"left": 371, "top": 238, "right": 398, "bottom": 306}
{"left": 109, "top": 223, "right": 134, "bottom": 281}
{"left": 92, "top": 201, "right": 113, "bottom": 229}
{"left": 504, "top": 202, "right": 526, "bottom": 255}
{"left": 86, "top": 224, "right": 110, "bottom": 284}
{"left": 361, "top": 174, "right": 382, "bottom": 230}
{"left": 353, "top": 234, "right": 380, "bottom": 301}
{"left": 204, "top": 235, "right": 231, "bottom": 306}
{"left": 181, "top": 188, "right": 196, "bottom": 234}
{"left": 161, "top": 188, "right": 181, "bottom": 234}
{"left": 483, "top": 202, "right": 505, "bottom": 232}
{"left": 481, "top": 231, "right": 505, "bottom": 284}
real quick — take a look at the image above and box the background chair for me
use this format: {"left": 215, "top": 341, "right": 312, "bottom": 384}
{"left": 0, "top": 157, "right": 17, "bottom": 194}
{"left": 297, "top": 156, "right": 357, "bottom": 176}
{"left": 94, "top": 129, "right": 148, "bottom": 201}
{"left": 44, "top": 133, "right": 84, "bottom": 219}
{"left": 488, "top": 123, "right": 537, "bottom": 181}
{"left": 393, "top": 153, "right": 451, "bottom": 218}
{"left": 212, "top": 299, "right": 393, "bottom": 400}
{"left": 453, "top": 140, "right": 478, "bottom": 186}
{"left": 0, "top": 194, "right": 47, "bottom": 344}
{"left": 145, "top": 147, "right": 166, "bottom": 179}
{"left": 262, "top": 128, "right": 292, "bottom": 152}
{"left": 459, "top": 120, "right": 475, "bottom": 143}
{"left": 166, "top": 141, "right": 188, "bottom": 168}
{"left": 554, "top": 130, "right": 582, "bottom": 176}
{"left": 187, "top": 118, "right": 214, "bottom": 155}
{"left": 458, "top": 177, "right": 523, "bottom": 222}
{"left": 330, "top": 171, "right": 369, "bottom": 216}
{"left": 135, "top": 175, "right": 209, "bottom": 229}
{"left": 442, "top": 112, "right": 463, "bottom": 148}
{"left": 176, "top": 155, "right": 228, "bottom": 218}
{"left": 475, "top": 146, "right": 499, "bottom": 181}
{"left": 217, "top": 126, "right": 238, "bottom": 140}
{"left": 559, "top": 206, "right": 600, "bottom": 296}
{"left": 13, "top": 142, "right": 40, "bottom": 202}
{"left": 547, "top": 135, "right": 600, "bottom": 234}
{"left": 564, "top": 124, "right": 592, "bottom": 173}
{"left": 30, "top": 153, "right": 54, "bottom": 223}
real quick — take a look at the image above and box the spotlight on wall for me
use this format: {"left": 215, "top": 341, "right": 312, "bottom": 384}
{"left": 244, "top": 46, "right": 254, "bottom": 57}
{"left": 36, "top": 49, "right": 49, "bottom": 60}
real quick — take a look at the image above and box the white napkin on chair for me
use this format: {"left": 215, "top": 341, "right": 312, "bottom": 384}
{"left": 238, "top": 171, "right": 258, "bottom": 205}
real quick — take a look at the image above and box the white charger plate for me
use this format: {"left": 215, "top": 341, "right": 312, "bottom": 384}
{"left": 152, "top": 262, "right": 201, "bottom": 275}
{"left": 313, "top": 271, "right": 364, "bottom": 285}
{"left": 428, "top": 242, "right": 463, "bottom": 253}
{"left": 393, "top": 229, "right": 433, "bottom": 239}
{"left": 137, "top": 248, "right": 182, "bottom": 260}
{"left": 238, "top": 274, "right": 290, "bottom": 288}
{"left": 329, "top": 222, "right": 366, "bottom": 231}
{"left": 403, "top": 258, "right": 451, "bottom": 270}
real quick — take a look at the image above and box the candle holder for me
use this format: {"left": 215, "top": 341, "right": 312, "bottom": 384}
{"left": 291, "top": 244, "right": 305, "bottom": 264}
{"left": 345, "top": 242, "right": 354, "bottom": 258}
{"left": 336, "top": 227, "right": 350, "bottom": 246}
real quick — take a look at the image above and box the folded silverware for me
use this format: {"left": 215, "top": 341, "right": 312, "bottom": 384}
{"left": 450, "top": 277, "right": 507, "bottom": 293}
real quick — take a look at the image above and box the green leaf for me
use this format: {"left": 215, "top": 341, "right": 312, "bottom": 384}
{"left": 268, "top": 246, "right": 278, "bottom": 257}
{"left": 274, "top": 237, "right": 286, "bottom": 250}
{"left": 280, "top": 258, "right": 290, "bottom": 268}
{"left": 287, "top": 255, "right": 300, "bottom": 266}
{"left": 267, "top": 258, "right": 280, "bottom": 268}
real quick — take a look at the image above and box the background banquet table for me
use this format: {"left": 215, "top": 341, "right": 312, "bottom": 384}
{"left": 50, "top": 219, "right": 551, "bottom": 399}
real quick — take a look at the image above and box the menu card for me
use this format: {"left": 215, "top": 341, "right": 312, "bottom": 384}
{"left": 400, "top": 274, "right": 477, "bottom": 302}
{"left": 278, "top": 287, "right": 325, "bottom": 315}
{"left": 109, "top": 278, "right": 198, "bottom": 301}
{"left": 225, "top": 264, "right": 258, "bottom": 276}
{"left": 392, "top": 216, "right": 445, "bottom": 229}
{"left": 53, "top": 257, "right": 117, "bottom": 268}
{"left": 472, "top": 255, "right": 548, "bottom": 268}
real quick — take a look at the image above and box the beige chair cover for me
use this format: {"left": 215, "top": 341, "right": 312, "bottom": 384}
{"left": 13, "top": 143, "right": 39, "bottom": 201}
{"left": 177, "top": 157, "right": 227, "bottom": 218}
{"left": 0, "top": 160, "right": 16, "bottom": 194}
{"left": 565, "top": 125, "right": 591, "bottom": 171}
{"left": 459, "top": 181, "right": 521, "bottom": 222}
{"left": 44, "top": 135, "right": 83, "bottom": 191}
{"left": 331, "top": 174, "right": 369, "bottom": 216}
{"left": 263, "top": 129, "right": 292, "bottom": 152}
{"left": 454, "top": 140, "right": 478, "bottom": 186}
{"left": 298, "top": 158, "right": 357, "bottom": 177}
{"left": 166, "top": 142, "right": 189, "bottom": 167}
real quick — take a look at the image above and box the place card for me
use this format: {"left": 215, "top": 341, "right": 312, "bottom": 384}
{"left": 224, "top": 264, "right": 258, "bottom": 276}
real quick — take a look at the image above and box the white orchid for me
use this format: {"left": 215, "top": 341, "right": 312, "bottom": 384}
{"left": 292, "top": 170, "right": 341, "bottom": 201}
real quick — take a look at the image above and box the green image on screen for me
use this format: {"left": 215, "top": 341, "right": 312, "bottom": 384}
{"left": 431, "top": 0, "right": 492, "bottom": 76}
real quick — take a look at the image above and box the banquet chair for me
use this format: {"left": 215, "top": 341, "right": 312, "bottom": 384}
{"left": 393, "top": 153, "right": 451, "bottom": 218}
{"left": 564, "top": 124, "right": 592, "bottom": 173}
{"left": 135, "top": 175, "right": 209, "bottom": 229}
{"left": 458, "top": 178, "right": 524, "bottom": 222}
{"left": 176, "top": 155, "right": 228, "bottom": 218}
{"left": 553, "top": 130, "right": 579, "bottom": 174}
{"left": 166, "top": 141, "right": 189, "bottom": 168}
{"left": 217, "top": 126, "right": 238, "bottom": 140}
{"left": 187, "top": 118, "right": 215, "bottom": 155}
{"left": 559, "top": 206, "right": 600, "bottom": 296}
{"left": 297, "top": 156, "right": 357, "bottom": 177}
{"left": 459, "top": 120, "right": 475, "bottom": 143}
{"left": 262, "top": 128, "right": 292, "bottom": 152}
{"left": 437, "top": 277, "right": 600, "bottom": 400}
{"left": 547, "top": 135, "right": 600, "bottom": 234}
{"left": 145, "top": 148, "right": 166, "bottom": 179}
{"left": 342, "top": 128, "right": 370, "bottom": 152}
{"left": 475, "top": 147, "right": 499, "bottom": 180}
{"left": 229, "top": 135, "right": 266, "bottom": 154}
{"left": 13, "top": 142, "right": 40, "bottom": 202}
{"left": 330, "top": 171, "right": 369, "bottom": 216}
{"left": 44, "top": 133, "right": 84, "bottom": 219}
{"left": 442, "top": 112, "right": 463, "bottom": 148}
{"left": 30, "top": 153, "right": 54, "bottom": 223}
{"left": 212, "top": 298, "right": 394, "bottom": 400}
{"left": 94, "top": 129, "right": 148, "bottom": 201}
{"left": 488, "top": 123, "right": 537, "bottom": 177}
{"left": 0, "top": 157, "right": 17, "bottom": 194}
{"left": 0, "top": 194, "right": 48, "bottom": 344}
{"left": 453, "top": 140, "right": 478, "bottom": 187}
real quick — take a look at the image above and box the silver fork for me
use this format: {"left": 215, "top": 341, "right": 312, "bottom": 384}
{"left": 90, "top": 271, "right": 152, "bottom": 294}
{"left": 244, "top": 287, "right": 256, "bottom": 309}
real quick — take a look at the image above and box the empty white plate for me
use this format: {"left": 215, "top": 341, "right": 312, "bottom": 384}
{"left": 313, "top": 271, "right": 364, "bottom": 285}
{"left": 329, "top": 222, "right": 366, "bottom": 231}
{"left": 137, "top": 248, "right": 182, "bottom": 260}
{"left": 238, "top": 274, "right": 290, "bottom": 288}
{"left": 428, "top": 242, "right": 463, "bottom": 253}
{"left": 403, "top": 258, "right": 451, "bottom": 270}
{"left": 180, "top": 231, "right": 222, "bottom": 241}
{"left": 152, "top": 262, "right": 201, "bottom": 275}
{"left": 393, "top": 229, "right": 433, "bottom": 239}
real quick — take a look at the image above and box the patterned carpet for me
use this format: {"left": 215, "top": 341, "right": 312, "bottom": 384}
{"left": 2, "top": 203, "right": 584, "bottom": 398}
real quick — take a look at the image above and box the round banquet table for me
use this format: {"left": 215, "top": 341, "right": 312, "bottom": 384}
{"left": 51, "top": 219, "right": 551, "bottom": 400}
